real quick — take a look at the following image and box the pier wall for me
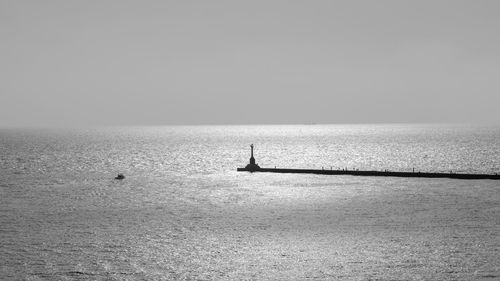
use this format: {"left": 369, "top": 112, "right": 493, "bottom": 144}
{"left": 237, "top": 167, "right": 500, "bottom": 180}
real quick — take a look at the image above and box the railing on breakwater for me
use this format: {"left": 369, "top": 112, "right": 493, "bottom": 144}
{"left": 236, "top": 167, "right": 500, "bottom": 180}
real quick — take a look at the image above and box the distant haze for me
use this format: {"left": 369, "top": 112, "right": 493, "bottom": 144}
{"left": 1, "top": 0, "right": 499, "bottom": 127}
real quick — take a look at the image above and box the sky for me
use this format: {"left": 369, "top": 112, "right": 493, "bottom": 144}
{"left": 1, "top": 0, "right": 499, "bottom": 126}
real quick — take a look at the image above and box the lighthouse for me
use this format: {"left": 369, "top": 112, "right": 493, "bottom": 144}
{"left": 245, "top": 144, "right": 260, "bottom": 171}
{"left": 250, "top": 144, "right": 255, "bottom": 165}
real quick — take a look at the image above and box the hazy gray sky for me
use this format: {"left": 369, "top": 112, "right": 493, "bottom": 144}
{"left": 1, "top": 0, "right": 499, "bottom": 126}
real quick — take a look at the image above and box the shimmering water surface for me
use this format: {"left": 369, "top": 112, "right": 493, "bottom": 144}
{"left": 1, "top": 124, "right": 499, "bottom": 280}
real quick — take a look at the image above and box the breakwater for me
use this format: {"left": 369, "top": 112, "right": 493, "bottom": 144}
{"left": 238, "top": 144, "right": 500, "bottom": 180}
{"left": 236, "top": 167, "right": 500, "bottom": 180}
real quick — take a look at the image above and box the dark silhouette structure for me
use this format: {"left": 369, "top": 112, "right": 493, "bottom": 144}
{"left": 244, "top": 144, "right": 260, "bottom": 172}
{"left": 237, "top": 145, "right": 500, "bottom": 180}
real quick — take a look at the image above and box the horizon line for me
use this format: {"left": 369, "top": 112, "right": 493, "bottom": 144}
{"left": 0, "top": 121, "right": 498, "bottom": 130}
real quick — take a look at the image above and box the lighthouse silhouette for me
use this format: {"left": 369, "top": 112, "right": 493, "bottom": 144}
{"left": 245, "top": 144, "right": 260, "bottom": 171}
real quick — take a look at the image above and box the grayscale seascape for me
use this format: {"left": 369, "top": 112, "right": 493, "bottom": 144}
{"left": 2, "top": 1, "right": 500, "bottom": 280}
{"left": 1, "top": 124, "right": 499, "bottom": 280}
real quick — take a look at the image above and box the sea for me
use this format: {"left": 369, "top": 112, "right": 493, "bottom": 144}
{"left": 1, "top": 124, "right": 499, "bottom": 280}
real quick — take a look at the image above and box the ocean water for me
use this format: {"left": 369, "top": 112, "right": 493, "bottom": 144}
{"left": 0, "top": 124, "right": 499, "bottom": 280}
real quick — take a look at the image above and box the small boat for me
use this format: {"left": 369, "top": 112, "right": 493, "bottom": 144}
{"left": 115, "top": 173, "right": 125, "bottom": 180}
